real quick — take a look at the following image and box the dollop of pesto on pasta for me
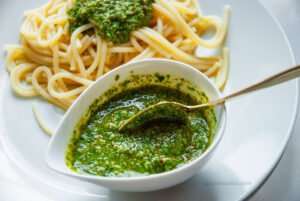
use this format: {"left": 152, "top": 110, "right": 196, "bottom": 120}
{"left": 68, "top": 0, "right": 154, "bottom": 44}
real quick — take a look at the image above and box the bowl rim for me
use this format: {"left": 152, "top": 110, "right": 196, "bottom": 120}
{"left": 46, "top": 58, "right": 227, "bottom": 182}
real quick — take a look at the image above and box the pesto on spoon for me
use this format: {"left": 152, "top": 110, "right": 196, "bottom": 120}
{"left": 119, "top": 65, "right": 300, "bottom": 132}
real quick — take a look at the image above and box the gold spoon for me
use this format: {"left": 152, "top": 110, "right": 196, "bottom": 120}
{"left": 119, "top": 65, "right": 300, "bottom": 132}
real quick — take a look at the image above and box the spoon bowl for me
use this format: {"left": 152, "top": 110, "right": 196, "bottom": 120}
{"left": 119, "top": 101, "right": 189, "bottom": 131}
{"left": 47, "top": 59, "right": 226, "bottom": 192}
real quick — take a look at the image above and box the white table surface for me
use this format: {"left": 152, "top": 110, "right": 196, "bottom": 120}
{"left": 0, "top": 0, "right": 299, "bottom": 200}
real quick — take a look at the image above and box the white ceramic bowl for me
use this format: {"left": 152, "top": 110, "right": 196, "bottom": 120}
{"left": 47, "top": 59, "right": 226, "bottom": 192}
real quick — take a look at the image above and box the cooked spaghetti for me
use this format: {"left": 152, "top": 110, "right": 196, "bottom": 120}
{"left": 5, "top": 0, "right": 230, "bottom": 113}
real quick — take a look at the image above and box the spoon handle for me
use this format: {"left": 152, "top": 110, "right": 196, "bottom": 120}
{"left": 190, "top": 64, "right": 300, "bottom": 109}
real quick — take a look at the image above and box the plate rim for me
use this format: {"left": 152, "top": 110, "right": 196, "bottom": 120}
{"left": 0, "top": 0, "right": 298, "bottom": 200}
{"left": 238, "top": 0, "right": 299, "bottom": 200}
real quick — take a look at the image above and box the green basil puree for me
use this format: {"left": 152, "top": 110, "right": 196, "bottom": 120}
{"left": 66, "top": 74, "right": 216, "bottom": 177}
{"left": 68, "top": 0, "right": 154, "bottom": 44}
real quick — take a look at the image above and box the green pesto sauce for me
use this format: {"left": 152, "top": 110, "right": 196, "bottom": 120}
{"left": 68, "top": 0, "right": 154, "bottom": 44}
{"left": 66, "top": 73, "right": 216, "bottom": 177}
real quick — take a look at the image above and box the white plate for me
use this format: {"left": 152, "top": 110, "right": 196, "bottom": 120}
{"left": 0, "top": 0, "right": 298, "bottom": 200}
